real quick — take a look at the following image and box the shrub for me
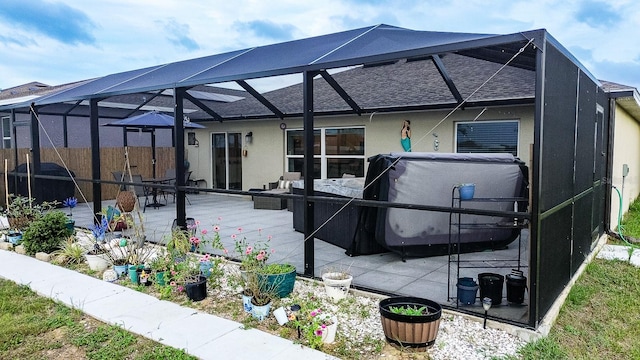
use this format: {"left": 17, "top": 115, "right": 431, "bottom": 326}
{"left": 22, "top": 210, "right": 70, "bottom": 255}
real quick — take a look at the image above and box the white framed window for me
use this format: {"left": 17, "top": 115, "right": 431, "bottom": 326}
{"left": 1, "top": 116, "right": 10, "bottom": 149}
{"left": 286, "top": 127, "right": 365, "bottom": 179}
{"left": 455, "top": 120, "right": 519, "bottom": 156}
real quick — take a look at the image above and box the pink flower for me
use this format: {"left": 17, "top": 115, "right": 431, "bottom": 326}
{"left": 310, "top": 310, "right": 318, "bottom": 317}
{"left": 267, "top": 235, "right": 273, "bottom": 240}
{"left": 259, "top": 250, "right": 266, "bottom": 256}
{"left": 271, "top": 249, "right": 276, "bottom": 254}
{"left": 201, "top": 229, "right": 208, "bottom": 235}
{"left": 213, "top": 225, "right": 220, "bottom": 232}
{"left": 195, "top": 220, "right": 201, "bottom": 225}
{"left": 171, "top": 270, "right": 177, "bottom": 275}
{"left": 315, "top": 329, "right": 323, "bottom": 336}
{"left": 200, "top": 254, "right": 210, "bottom": 262}
{"left": 170, "top": 281, "right": 176, "bottom": 286}
{"left": 245, "top": 246, "right": 253, "bottom": 254}
{"left": 190, "top": 236, "right": 200, "bottom": 245}
{"left": 256, "top": 253, "right": 264, "bottom": 261}
{"left": 231, "top": 234, "right": 237, "bottom": 240}
{"left": 217, "top": 217, "right": 222, "bottom": 221}
{"left": 223, "top": 248, "right": 228, "bottom": 254}
{"left": 177, "top": 285, "right": 184, "bottom": 292}
{"left": 237, "top": 227, "right": 243, "bottom": 232}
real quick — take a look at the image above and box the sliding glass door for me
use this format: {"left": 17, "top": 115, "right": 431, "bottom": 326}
{"left": 212, "top": 132, "right": 242, "bottom": 190}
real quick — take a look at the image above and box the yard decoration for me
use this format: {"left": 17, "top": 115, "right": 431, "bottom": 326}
{"left": 378, "top": 296, "right": 442, "bottom": 351}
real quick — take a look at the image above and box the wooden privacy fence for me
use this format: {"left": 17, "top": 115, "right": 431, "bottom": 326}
{"left": 0, "top": 147, "right": 175, "bottom": 205}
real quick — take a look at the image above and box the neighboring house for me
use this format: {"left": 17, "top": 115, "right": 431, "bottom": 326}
{"left": 0, "top": 24, "right": 633, "bottom": 330}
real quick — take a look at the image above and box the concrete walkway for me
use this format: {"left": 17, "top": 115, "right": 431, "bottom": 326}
{"left": 0, "top": 249, "right": 337, "bottom": 360}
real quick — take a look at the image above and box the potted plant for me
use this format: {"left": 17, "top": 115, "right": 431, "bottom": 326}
{"left": 62, "top": 196, "right": 77, "bottom": 233}
{"left": 256, "top": 263, "right": 296, "bottom": 299}
{"left": 84, "top": 243, "right": 110, "bottom": 272}
{"left": 291, "top": 307, "right": 338, "bottom": 349}
{"left": 149, "top": 249, "right": 172, "bottom": 286}
{"left": 378, "top": 296, "right": 442, "bottom": 351}
{"left": 249, "top": 289, "right": 272, "bottom": 321}
{"left": 321, "top": 266, "right": 353, "bottom": 301}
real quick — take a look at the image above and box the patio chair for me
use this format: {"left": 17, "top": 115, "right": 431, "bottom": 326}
{"left": 162, "top": 170, "right": 192, "bottom": 205}
{"left": 129, "top": 174, "right": 150, "bottom": 212}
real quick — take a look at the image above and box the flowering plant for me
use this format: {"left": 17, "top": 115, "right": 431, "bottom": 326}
{"left": 62, "top": 197, "right": 77, "bottom": 217}
{"left": 164, "top": 219, "right": 225, "bottom": 294}
{"left": 291, "top": 307, "right": 335, "bottom": 349}
{"left": 231, "top": 227, "right": 274, "bottom": 271}
{"left": 90, "top": 215, "right": 109, "bottom": 241}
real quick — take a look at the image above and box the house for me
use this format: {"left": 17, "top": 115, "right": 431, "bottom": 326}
{"left": 0, "top": 24, "right": 635, "bottom": 331}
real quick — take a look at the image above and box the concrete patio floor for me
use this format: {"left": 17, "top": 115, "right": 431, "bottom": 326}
{"left": 72, "top": 192, "right": 530, "bottom": 324}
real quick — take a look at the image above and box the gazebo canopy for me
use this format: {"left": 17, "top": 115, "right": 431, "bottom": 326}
{"left": 0, "top": 24, "right": 582, "bottom": 121}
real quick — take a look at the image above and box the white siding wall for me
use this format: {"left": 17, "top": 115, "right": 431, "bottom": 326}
{"left": 610, "top": 105, "right": 640, "bottom": 230}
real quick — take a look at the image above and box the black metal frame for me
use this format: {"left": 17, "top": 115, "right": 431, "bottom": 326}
{"left": 0, "top": 27, "right": 612, "bottom": 329}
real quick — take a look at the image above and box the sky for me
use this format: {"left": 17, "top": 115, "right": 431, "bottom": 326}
{"left": 0, "top": 0, "right": 639, "bottom": 93}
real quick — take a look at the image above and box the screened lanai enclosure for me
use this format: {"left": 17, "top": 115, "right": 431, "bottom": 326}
{"left": 0, "top": 24, "right": 611, "bottom": 330}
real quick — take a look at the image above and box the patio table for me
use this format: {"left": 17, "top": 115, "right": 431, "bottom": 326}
{"left": 142, "top": 177, "right": 173, "bottom": 208}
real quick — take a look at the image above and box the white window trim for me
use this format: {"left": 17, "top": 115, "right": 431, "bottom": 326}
{"left": 1, "top": 116, "right": 10, "bottom": 149}
{"left": 286, "top": 126, "right": 366, "bottom": 179}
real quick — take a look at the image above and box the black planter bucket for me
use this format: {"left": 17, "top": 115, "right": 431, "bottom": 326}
{"left": 185, "top": 275, "right": 207, "bottom": 302}
{"left": 506, "top": 271, "right": 527, "bottom": 304}
{"left": 478, "top": 273, "right": 504, "bottom": 306}
{"left": 379, "top": 296, "right": 442, "bottom": 350}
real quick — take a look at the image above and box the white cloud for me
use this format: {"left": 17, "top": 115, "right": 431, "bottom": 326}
{"left": 0, "top": 0, "right": 638, "bottom": 91}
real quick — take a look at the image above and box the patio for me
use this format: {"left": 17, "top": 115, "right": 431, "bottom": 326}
{"left": 72, "top": 192, "right": 530, "bottom": 324}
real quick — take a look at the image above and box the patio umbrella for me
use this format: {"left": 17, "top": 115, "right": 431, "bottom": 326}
{"left": 104, "top": 111, "right": 205, "bottom": 178}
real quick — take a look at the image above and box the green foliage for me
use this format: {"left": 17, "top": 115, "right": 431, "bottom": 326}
{"left": 51, "top": 237, "right": 86, "bottom": 265}
{"left": 4, "top": 195, "right": 57, "bottom": 231}
{"left": 258, "top": 263, "right": 295, "bottom": 275}
{"left": 21, "top": 210, "right": 70, "bottom": 255}
{"left": 389, "top": 305, "right": 427, "bottom": 316}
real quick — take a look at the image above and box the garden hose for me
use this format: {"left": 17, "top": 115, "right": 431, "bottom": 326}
{"left": 612, "top": 185, "right": 640, "bottom": 249}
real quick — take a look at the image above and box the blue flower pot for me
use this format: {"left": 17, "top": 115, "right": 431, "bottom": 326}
{"left": 7, "top": 232, "right": 22, "bottom": 245}
{"left": 199, "top": 261, "right": 212, "bottom": 278}
{"left": 242, "top": 293, "right": 253, "bottom": 313}
{"left": 114, "top": 264, "right": 128, "bottom": 278}
{"left": 458, "top": 184, "right": 475, "bottom": 200}
{"left": 456, "top": 278, "right": 479, "bottom": 305}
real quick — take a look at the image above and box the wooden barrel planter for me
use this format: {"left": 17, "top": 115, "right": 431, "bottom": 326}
{"left": 379, "top": 296, "right": 442, "bottom": 350}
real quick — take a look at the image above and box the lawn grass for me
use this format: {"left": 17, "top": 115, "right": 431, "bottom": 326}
{"left": 517, "top": 197, "right": 640, "bottom": 359}
{"left": 0, "top": 279, "right": 197, "bottom": 360}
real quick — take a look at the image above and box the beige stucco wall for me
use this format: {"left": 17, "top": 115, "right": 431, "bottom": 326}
{"left": 185, "top": 105, "right": 535, "bottom": 191}
{"left": 610, "top": 105, "right": 640, "bottom": 230}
